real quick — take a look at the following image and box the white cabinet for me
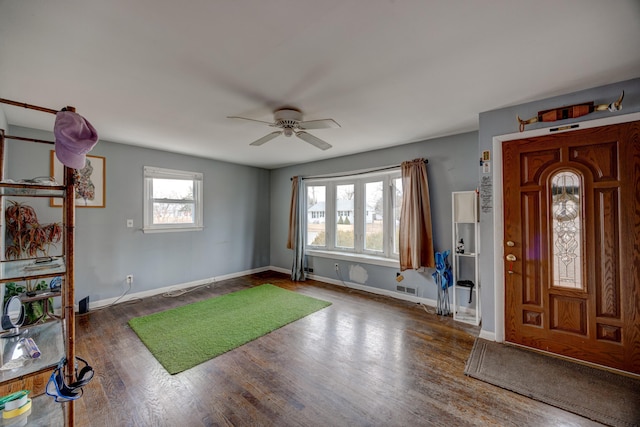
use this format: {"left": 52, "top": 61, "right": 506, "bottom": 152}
{"left": 451, "top": 191, "right": 480, "bottom": 325}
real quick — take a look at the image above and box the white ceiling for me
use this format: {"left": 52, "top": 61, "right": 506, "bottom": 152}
{"left": 1, "top": 1, "right": 639, "bottom": 169}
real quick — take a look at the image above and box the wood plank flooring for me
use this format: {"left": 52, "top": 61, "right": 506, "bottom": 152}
{"left": 73, "top": 271, "right": 602, "bottom": 426}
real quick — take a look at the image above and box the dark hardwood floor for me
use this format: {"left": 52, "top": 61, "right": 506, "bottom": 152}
{"left": 74, "top": 271, "right": 601, "bottom": 426}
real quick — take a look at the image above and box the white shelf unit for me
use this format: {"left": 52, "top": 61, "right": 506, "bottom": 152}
{"left": 451, "top": 191, "right": 480, "bottom": 326}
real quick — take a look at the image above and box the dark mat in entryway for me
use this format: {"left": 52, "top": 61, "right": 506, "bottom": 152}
{"left": 465, "top": 338, "right": 640, "bottom": 427}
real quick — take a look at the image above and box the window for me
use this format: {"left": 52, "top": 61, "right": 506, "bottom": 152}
{"left": 365, "top": 181, "right": 383, "bottom": 252}
{"left": 551, "top": 170, "right": 583, "bottom": 289}
{"left": 143, "top": 166, "right": 203, "bottom": 233}
{"left": 336, "top": 184, "right": 355, "bottom": 249}
{"left": 305, "top": 170, "right": 401, "bottom": 262}
{"left": 393, "top": 177, "right": 403, "bottom": 254}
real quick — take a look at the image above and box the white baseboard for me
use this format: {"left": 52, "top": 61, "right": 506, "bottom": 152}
{"left": 479, "top": 329, "right": 496, "bottom": 341}
{"left": 270, "top": 266, "right": 290, "bottom": 275}
{"left": 86, "top": 265, "right": 438, "bottom": 313}
{"left": 86, "top": 266, "right": 271, "bottom": 311}
{"left": 290, "top": 269, "right": 438, "bottom": 308}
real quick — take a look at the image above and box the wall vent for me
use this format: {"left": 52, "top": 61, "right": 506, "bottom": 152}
{"left": 396, "top": 285, "right": 417, "bottom": 295}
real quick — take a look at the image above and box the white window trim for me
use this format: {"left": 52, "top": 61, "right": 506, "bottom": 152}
{"left": 305, "top": 169, "right": 401, "bottom": 264}
{"left": 143, "top": 166, "right": 204, "bottom": 233}
{"left": 306, "top": 249, "right": 399, "bottom": 268}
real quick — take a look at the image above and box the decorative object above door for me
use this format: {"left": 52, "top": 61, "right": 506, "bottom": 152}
{"left": 517, "top": 91, "right": 624, "bottom": 132}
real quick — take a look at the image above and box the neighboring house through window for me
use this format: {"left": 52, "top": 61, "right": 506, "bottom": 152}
{"left": 305, "top": 169, "right": 402, "bottom": 264}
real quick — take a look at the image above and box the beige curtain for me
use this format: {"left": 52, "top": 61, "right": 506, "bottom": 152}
{"left": 399, "top": 159, "right": 435, "bottom": 270}
{"left": 286, "top": 177, "right": 299, "bottom": 250}
{"left": 287, "top": 176, "right": 306, "bottom": 280}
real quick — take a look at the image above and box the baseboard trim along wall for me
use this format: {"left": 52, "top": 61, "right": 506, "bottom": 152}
{"left": 271, "top": 266, "right": 438, "bottom": 308}
{"left": 478, "top": 330, "right": 495, "bottom": 341}
{"left": 85, "top": 266, "right": 272, "bottom": 311}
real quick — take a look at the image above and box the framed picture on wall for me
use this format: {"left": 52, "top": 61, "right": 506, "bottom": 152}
{"left": 50, "top": 151, "right": 106, "bottom": 208}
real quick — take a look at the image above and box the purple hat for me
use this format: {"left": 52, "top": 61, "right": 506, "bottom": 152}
{"left": 54, "top": 111, "right": 99, "bottom": 169}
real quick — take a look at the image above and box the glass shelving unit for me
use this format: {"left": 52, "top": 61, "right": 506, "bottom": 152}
{"left": 0, "top": 106, "right": 77, "bottom": 425}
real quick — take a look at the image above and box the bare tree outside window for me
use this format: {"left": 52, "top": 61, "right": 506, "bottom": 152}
{"left": 365, "top": 181, "right": 383, "bottom": 251}
{"left": 152, "top": 179, "right": 195, "bottom": 224}
{"left": 143, "top": 167, "right": 203, "bottom": 233}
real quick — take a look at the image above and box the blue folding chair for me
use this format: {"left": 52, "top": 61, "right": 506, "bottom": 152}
{"left": 432, "top": 250, "right": 452, "bottom": 315}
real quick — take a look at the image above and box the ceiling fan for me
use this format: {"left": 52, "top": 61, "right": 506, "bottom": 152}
{"left": 227, "top": 108, "right": 340, "bottom": 150}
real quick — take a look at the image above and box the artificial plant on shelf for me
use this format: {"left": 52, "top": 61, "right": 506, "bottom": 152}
{"left": 4, "top": 200, "right": 62, "bottom": 324}
{"left": 5, "top": 200, "right": 62, "bottom": 262}
{"left": 4, "top": 280, "right": 52, "bottom": 324}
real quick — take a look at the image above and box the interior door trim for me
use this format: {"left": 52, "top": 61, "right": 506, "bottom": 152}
{"left": 488, "top": 111, "right": 640, "bottom": 344}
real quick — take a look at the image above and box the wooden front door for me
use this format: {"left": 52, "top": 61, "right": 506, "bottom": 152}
{"left": 503, "top": 121, "right": 640, "bottom": 375}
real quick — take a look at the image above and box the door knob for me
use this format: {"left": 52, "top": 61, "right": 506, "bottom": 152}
{"left": 506, "top": 254, "right": 516, "bottom": 261}
{"left": 506, "top": 241, "right": 515, "bottom": 247}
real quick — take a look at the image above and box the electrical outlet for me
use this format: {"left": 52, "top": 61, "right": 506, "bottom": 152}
{"left": 126, "top": 274, "right": 133, "bottom": 284}
{"left": 334, "top": 263, "right": 339, "bottom": 271}
{"left": 126, "top": 219, "right": 133, "bottom": 228}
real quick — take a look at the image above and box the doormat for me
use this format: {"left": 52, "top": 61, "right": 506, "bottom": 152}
{"left": 465, "top": 338, "right": 640, "bottom": 427}
{"left": 129, "top": 284, "right": 331, "bottom": 374}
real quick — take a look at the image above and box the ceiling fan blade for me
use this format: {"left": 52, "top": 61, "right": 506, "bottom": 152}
{"left": 298, "top": 118, "right": 341, "bottom": 130}
{"left": 250, "top": 131, "right": 282, "bottom": 146}
{"left": 295, "top": 131, "right": 332, "bottom": 150}
{"left": 227, "top": 116, "right": 275, "bottom": 126}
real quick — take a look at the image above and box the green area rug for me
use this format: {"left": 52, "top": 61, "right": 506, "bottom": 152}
{"left": 128, "top": 284, "right": 331, "bottom": 374}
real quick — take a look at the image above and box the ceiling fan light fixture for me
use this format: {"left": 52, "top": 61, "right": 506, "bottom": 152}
{"left": 229, "top": 108, "right": 338, "bottom": 150}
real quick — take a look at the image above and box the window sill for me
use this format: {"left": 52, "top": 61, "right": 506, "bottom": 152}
{"left": 306, "top": 249, "right": 399, "bottom": 268}
{"left": 142, "top": 226, "right": 203, "bottom": 234}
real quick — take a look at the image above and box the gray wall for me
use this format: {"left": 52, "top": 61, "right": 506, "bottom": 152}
{"left": 5, "top": 125, "right": 271, "bottom": 303}
{"left": 0, "top": 110, "right": 6, "bottom": 132}
{"left": 269, "top": 131, "right": 479, "bottom": 301}
{"left": 478, "top": 77, "right": 640, "bottom": 335}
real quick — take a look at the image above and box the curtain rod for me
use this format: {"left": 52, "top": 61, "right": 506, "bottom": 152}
{"left": 291, "top": 158, "right": 428, "bottom": 181}
{"left": 4, "top": 134, "right": 54, "bottom": 145}
{"left": 0, "top": 98, "right": 75, "bottom": 114}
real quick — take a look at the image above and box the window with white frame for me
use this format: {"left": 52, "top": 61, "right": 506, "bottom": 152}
{"left": 143, "top": 166, "right": 203, "bottom": 233}
{"left": 305, "top": 170, "right": 402, "bottom": 260}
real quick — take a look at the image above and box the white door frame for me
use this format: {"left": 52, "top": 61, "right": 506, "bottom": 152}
{"left": 491, "top": 112, "right": 640, "bottom": 343}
